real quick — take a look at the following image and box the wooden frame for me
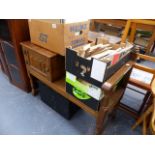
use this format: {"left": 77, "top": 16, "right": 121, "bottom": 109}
{"left": 132, "top": 78, "right": 155, "bottom": 134}
{"left": 119, "top": 52, "right": 155, "bottom": 118}
{"left": 91, "top": 19, "right": 155, "bottom": 32}
{"left": 119, "top": 20, "right": 155, "bottom": 118}
{"left": 121, "top": 19, "right": 155, "bottom": 53}
{"left": 91, "top": 19, "right": 155, "bottom": 54}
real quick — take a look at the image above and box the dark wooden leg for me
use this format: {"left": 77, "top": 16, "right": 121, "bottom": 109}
{"left": 28, "top": 74, "right": 37, "bottom": 96}
{"left": 95, "top": 96, "right": 109, "bottom": 135}
{"left": 0, "top": 59, "right": 4, "bottom": 72}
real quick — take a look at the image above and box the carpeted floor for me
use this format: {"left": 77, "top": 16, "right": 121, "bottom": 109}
{"left": 0, "top": 70, "right": 143, "bottom": 135}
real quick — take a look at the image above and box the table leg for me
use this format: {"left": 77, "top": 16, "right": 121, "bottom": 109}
{"left": 95, "top": 96, "right": 109, "bottom": 135}
{"left": 28, "top": 73, "right": 37, "bottom": 96}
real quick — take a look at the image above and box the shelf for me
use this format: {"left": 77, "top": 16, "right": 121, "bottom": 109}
{"left": 30, "top": 69, "right": 98, "bottom": 117}
{"left": 29, "top": 60, "right": 134, "bottom": 118}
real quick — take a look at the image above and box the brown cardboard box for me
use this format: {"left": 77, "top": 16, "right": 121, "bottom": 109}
{"left": 28, "top": 19, "right": 90, "bottom": 56}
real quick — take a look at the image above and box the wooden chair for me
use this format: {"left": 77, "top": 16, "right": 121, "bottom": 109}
{"left": 121, "top": 19, "right": 155, "bottom": 54}
{"left": 132, "top": 78, "right": 155, "bottom": 134}
{"left": 119, "top": 19, "right": 155, "bottom": 118}
{"left": 119, "top": 53, "right": 155, "bottom": 118}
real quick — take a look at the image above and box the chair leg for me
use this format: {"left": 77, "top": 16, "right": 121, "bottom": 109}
{"left": 132, "top": 117, "right": 143, "bottom": 130}
{"left": 142, "top": 117, "right": 147, "bottom": 135}
{"left": 132, "top": 105, "right": 153, "bottom": 134}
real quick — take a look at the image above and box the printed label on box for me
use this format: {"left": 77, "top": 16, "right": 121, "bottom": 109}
{"left": 90, "top": 59, "right": 107, "bottom": 82}
{"left": 87, "top": 85, "right": 103, "bottom": 100}
{"left": 70, "top": 38, "right": 85, "bottom": 47}
{"left": 130, "top": 68, "right": 154, "bottom": 84}
{"left": 70, "top": 24, "right": 87, "bottom": 32}
{"left": 66, "top": 72, "right": 76, "bottom": 82}
{"left": 52, "top": 24, "right": 57, "bottom": 29}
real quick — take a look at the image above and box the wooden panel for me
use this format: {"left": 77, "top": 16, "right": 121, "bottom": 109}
{"left": 28, "top": 49, "right": 50, "bottom": 78}
{"left": 21, "top": 41, "right": 65, "bottom": 82}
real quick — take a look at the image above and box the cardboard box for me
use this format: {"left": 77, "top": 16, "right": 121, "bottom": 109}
{"left": 66, "top": 72, "right": 104, "bottom": 110}
{"left": 28, "top": 19, "right": 90, "bottom": 56}
{"left": 66, "top": 42, "right": 133, "bottom": 87}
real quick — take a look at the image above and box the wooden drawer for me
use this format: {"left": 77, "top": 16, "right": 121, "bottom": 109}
{"left": 21, "top": 41, "right": 65, "bottom": 82}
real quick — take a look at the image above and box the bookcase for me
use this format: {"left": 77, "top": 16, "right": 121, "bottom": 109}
{"left": 0, "top": 19, "right": 31, "bottom": 92}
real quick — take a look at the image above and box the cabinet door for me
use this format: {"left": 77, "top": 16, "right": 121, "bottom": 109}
{"left": 0, "top": 42, "right": 11, "bottom": 78}
{"left": 26, "top": 48, "right": 51, "bottom": 80}
{"left": 1, "top": 41, "right": 23, "bottom": 85}
{"left": 0, "top": 59, "right": 4, "bottom": 72}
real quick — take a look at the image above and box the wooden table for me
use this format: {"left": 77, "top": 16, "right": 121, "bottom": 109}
{"left": 28, "top": 61, "right": 134, "bottom": 134}
{"left": 21, "top": 40, "right": 134, "bottom": 134}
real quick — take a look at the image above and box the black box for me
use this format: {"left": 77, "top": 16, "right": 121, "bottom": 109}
{"left": 66, "top": 47, "right": 132, "bottom": 87}
{"left": 38, "top": 81, "right": 79, "bottom": 120}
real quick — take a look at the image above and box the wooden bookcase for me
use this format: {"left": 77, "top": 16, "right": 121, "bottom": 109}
{"left": 0, "top": 19, "right": 31, "bottom": 92}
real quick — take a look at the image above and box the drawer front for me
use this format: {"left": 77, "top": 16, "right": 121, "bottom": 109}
{"left": 23, "top": 47, "right": 51, "bottom": 80}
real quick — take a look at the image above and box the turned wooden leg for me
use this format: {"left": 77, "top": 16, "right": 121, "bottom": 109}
{"left": 95, "top": 96, "right": 109, "bottom": 135}
{"left": 29, "top": 74, "right": 37, "bottom": 96}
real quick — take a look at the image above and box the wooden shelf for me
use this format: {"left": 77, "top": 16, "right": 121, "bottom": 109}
{"left": 29, "top": 61, "right": 134, "bottom": 118}
{"left": 30, "top": 69, "right": 98, "bottom": 117}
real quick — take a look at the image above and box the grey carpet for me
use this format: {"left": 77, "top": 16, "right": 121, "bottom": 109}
{"left": 0, "top": 71, "right": 142, "bottom": 135}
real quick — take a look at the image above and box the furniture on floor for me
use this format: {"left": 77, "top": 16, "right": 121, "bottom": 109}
{"left": 119, "top": 53, "right": 155, "bottom": 118}
{"left": 91, "top": 19, "right": 155, "bottom": 53}
{"left": 121, "top": 19, "right": 155, "bottom": 53}
{"left": 132, "top": 78, "right": 155, "bottom": 134}
{"left": 91, "top": 19, "right": 127, "bottom": 31}
{"left": 91, "top": 19, "right": 155, "bottom": 32}
{"left": 0, "top": 20, "right": 31, "bottom": 92}
{"left": 119, "top": 20, "right": 155, "bottom": 118}
{"left": 21, "top": 41, "right": 134, "bottom": 134}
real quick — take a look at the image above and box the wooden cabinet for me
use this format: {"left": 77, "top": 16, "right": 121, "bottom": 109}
{"left": 21, "top": 41, "right": 65, "bottom": 82}
{"left": 0, "top": 19, "right": 31, "bottom": 92}
{"left": 0, "top": 42, "right": 10, "bottom": 78}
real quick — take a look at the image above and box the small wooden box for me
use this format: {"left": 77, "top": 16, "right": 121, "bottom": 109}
{"left": 21, "top": 41, "right": 65, "bottom": 82}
